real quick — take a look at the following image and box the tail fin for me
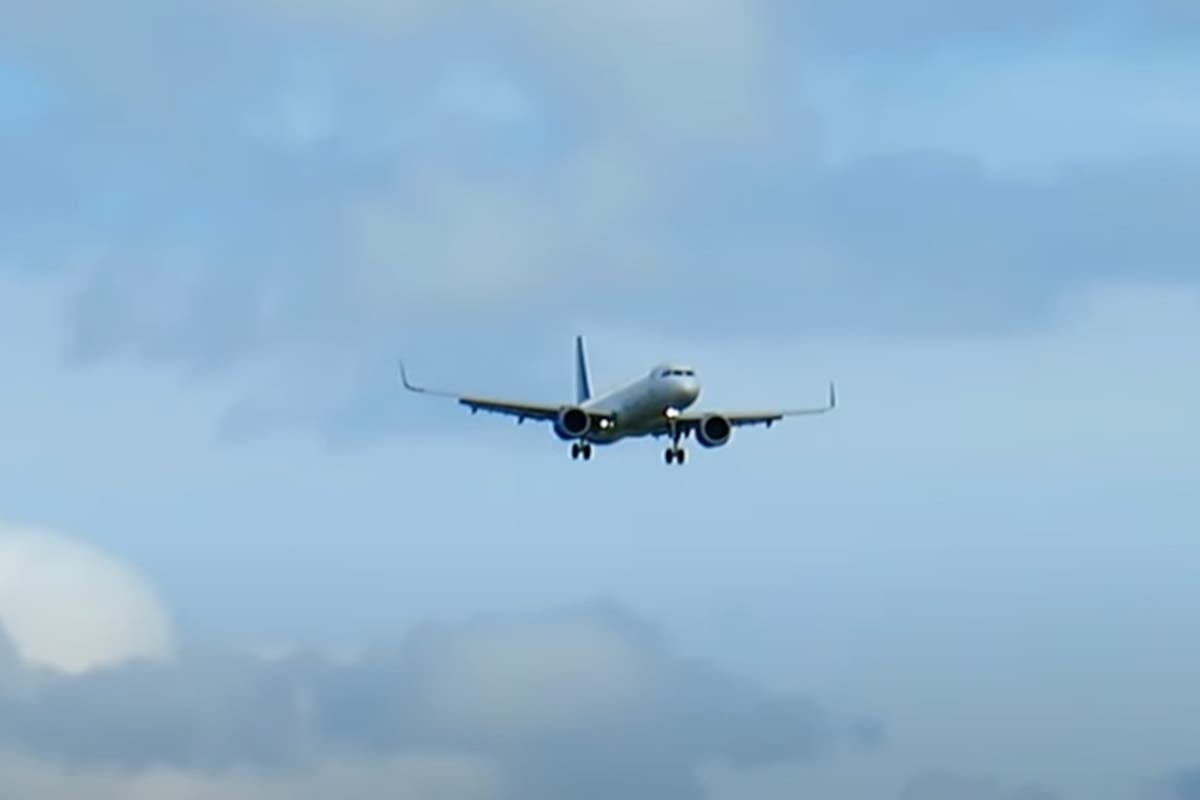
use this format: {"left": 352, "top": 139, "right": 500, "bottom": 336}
{"left": 575, "top": 335, "right": 592, "bottom": 403}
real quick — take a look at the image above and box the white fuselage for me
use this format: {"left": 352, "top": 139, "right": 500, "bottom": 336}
{"left": 578, "top": 364, "right": 700, "bottom": 444}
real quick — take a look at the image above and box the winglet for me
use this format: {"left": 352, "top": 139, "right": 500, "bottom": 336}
{"left": 398, "top": 359, "right": 418, "bottom": 392}
{"left": 398, "top": 360, "right": 460, "bottom": 399}
{"left": 781, "top": 380, "right": 837, "bottom": 416}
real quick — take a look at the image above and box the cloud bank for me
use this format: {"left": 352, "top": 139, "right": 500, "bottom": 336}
{"left": 0, "top": 752, "right": 499, "bottom": 800}
{"left": 1, "top": 0, "right": 1195, "bottom": 382}
{"left": 0, "top": 524, "right": 874, "bottom": 799}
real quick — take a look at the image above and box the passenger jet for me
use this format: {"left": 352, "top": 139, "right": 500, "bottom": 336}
{"left": 399, "top": 336, "right": 836, "bottom": 465}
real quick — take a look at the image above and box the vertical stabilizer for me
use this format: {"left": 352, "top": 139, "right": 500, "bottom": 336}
{"left": 575, "top": 335, "right": 592, "bottom": 403}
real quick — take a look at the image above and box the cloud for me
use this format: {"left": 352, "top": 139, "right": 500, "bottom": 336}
{"left": 0, "top": 601, "right": 846, "bottom": 770}
{"left": 1148, "top": 766, "right": 1200, "bottom": 799}
{"left": 0, "top": 752, "right": 499, "bottom": 800}
{"left": 898, "top": 771, "right": 1060, "bottom": 800}
{"left": 848, "top": 718, "right": 886, "bottom": 750}
{"left": 0, "top": 522, "right": 174, "bottom": 674}
{"left": 639, "top": 153, "right": 1200, "bottom": 338}
{"left": 418, "top": 612, "right": 646, "bottom": 734}
{"left": 0, "top": 556, "right": 865, "bottom": 799}
{"left": 3, "top": 0, "right": 1198, "bottom": 443}
{"left": 0, "top": 629, "right": 27, "bottom": 697}
{"left": 49, "top": 146, "right": 1200, "bottom": 417}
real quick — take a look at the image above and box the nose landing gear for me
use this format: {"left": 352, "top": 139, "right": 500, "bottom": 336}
{"left": 663, "top": 407, "right": 687, "bottom": 466}
{"left": 566, "top": 409, "right": 695, "bottom": 465}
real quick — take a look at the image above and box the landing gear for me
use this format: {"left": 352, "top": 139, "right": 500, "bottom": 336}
{"left": 664, "top": 408, "right": 686, "bottom": 465}
{"left": 571, "top": 442, "right": 593, "bottom": 460}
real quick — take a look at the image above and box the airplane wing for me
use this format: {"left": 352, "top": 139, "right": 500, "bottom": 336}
{"left": 399, "top": 361, "right": 611, "bottom": 425}
{"left": 671, "top": 382, "right": 837, "bottom": 432}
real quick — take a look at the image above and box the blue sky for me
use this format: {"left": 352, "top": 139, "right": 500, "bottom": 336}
{"left": 1, "top": 2, "right": 1199, "bottom": 799}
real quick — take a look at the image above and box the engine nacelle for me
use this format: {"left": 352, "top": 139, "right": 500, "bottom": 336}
{"left": 695, "top": 414, "right": 733, "bottom": 448}
{"left": 554, "top": 405, "right": 592, "bottom": 440}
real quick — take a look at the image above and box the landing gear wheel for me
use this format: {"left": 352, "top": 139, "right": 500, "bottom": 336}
{"left": 582, "top": 443, "right": 592, "bottom": 460}
{"left": 665, "top": 448, "right": 675, "bottom": 464}
{"left": 676, "top": 448, "right": 686, "bottom": 465}
{"left": 571, "top": 443, "right": 581, "bottom": 460}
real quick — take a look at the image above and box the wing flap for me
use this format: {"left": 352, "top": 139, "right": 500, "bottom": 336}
{"left": 400, "top": 360, "right": 613, "bottom": 426}
{"left": 674, "top": 382, "right": 837, "bottom": 431}
{"left": 457, "top": 395, "right": 561, "bottom": 421}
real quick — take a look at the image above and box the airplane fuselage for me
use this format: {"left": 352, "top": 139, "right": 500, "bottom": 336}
{"left": 575, "top": 364, "right": 701, "bottom": 444}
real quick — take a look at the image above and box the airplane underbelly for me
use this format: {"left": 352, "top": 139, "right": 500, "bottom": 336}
{"left": 613, "top": 394, "right": 673, "bottom": 437}
{"left": 583, "top": 382, "right": 684, "bottom": 442}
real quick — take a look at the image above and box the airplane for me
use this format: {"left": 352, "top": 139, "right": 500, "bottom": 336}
{"left": 398, "top": 335, "right": 836, "bottom": 465}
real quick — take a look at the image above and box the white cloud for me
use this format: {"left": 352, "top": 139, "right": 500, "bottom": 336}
{"left": 0, "top": 522, "right": 174, "bottom": 674}
{"left": 424, "top": 616, "right": 646, "bottom": 734}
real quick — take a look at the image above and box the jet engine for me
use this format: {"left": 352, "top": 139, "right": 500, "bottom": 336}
{"left": 554, "top": 406, "right": 592, "bottom": 440}
{"left": 695, "top": 414, "right": 733, "bottom": 448}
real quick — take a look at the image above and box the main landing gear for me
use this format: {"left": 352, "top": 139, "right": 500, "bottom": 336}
{"left": 663, "top": 406, "right": 686, "bottom": 466}
{"left": 571, "top": 442, "right": 593, "bottom": 460}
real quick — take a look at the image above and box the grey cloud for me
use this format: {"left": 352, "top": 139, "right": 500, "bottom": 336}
{"left": 61, "top": 148, "right": 1200, "bottom": 352}
{"left": 0, "top": 603, "right": 859, "bottom": 799}
{"left": 898, "top": 771, "right": 1060, "bottom": 800}
{"left": 55, "top": 148, "right": 1200, "bottom": 443}
{"left": 0, "top": 752, "right": 500, "bottom": 800}
{"left": 0, "top": 629, "right": 24, "bottom": 695}
{"left": 5, "top": 0, "right": 1199, "bottom": 442}
{"left": 1149, "top": 766, "right": 1200, "bottom": 800}
{"left": 649, "top": 152, "right": 1200, "bottom": 338}
{"left": 848, "top": 717, "right": 886, "bottom": 750}
{"left": 1178, "top": 770, "right": 1200, "bottom": 800}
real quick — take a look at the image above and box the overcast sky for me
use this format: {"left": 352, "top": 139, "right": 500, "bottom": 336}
{"left": 1, "top": 2, "right": 1199, "bottom": 798}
